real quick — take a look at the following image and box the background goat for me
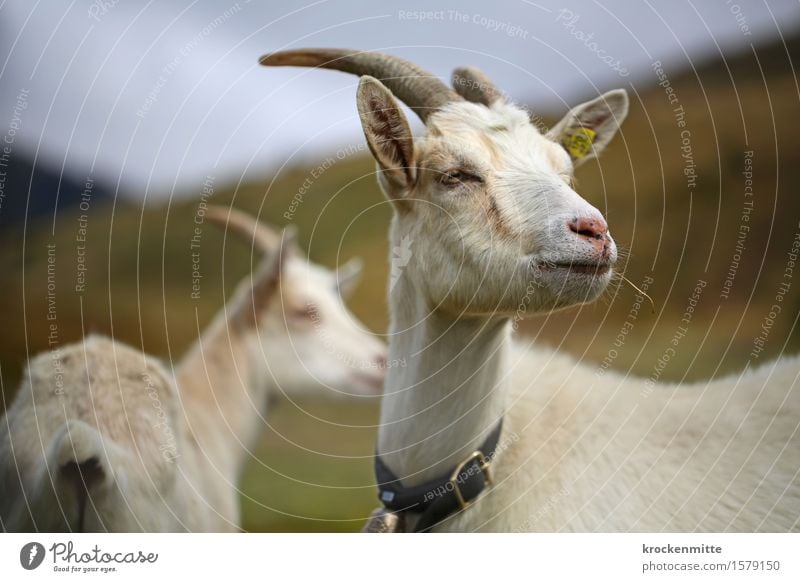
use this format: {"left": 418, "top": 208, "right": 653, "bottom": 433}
{"left": 0, "top": 207, "right": 386, "bottom": 531}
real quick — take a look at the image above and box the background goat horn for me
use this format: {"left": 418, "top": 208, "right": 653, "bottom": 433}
{"left": 259, "top": 48, "right": 461, "bottom": 122}
{"left": 204, "top": 205, "right": 282, "bottom": 254}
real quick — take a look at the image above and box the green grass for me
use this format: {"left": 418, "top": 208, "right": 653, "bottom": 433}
{"left": 238, "top": 399, "right": 379, "bottom": 532}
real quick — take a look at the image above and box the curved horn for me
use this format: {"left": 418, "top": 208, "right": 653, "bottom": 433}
{"left": 451, "top": 66, "right": 504, "bottom": 106}
{"left": 259, "top": 48, "right": 460, "bottom": 122}
{"left": 204, "top": 205, "right": 282, "bottom": 254}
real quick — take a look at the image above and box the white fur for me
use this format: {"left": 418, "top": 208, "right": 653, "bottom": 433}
{"left": 0, "top": 213, "right": 386, "bottom": 532}
{"left": 0, "top": 338, "right": 185, "bottom": 531}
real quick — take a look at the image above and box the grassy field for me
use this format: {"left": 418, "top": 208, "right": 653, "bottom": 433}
{"left": 1, "top": 37, "right": 799, "bottom": 531}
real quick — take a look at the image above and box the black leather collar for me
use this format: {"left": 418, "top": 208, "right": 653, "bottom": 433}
{"left": 374, "top": 421, "right": 503, "bottom": 532}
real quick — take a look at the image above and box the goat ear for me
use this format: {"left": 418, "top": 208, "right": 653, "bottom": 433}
{"left": 280, "top": 224, "right": 298, "bottom": 252}
{"left": 237, "top": 225, "right": 295, "bottom": 328}
{"left": 336, "top": 256, "right": 363, "bottom": 299}
{"left": 547, "top": 89, "right": 628, "bottom": 167}
{"left": 357, "top": 76, "right": 416, "bottom": 198}
{"left": 269, "top": 225, "right": 296, "bottom": 283}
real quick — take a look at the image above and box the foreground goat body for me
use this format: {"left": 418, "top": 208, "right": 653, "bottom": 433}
{"left": 261, "top": 49, "right": 800, "bottom": 531}
{"left": 0, "top": 207, "right": 386, "bottom": 531}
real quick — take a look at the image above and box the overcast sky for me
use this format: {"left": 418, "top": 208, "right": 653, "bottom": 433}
{"left": 0, "top": 0, "right": 798, "bottom": 199}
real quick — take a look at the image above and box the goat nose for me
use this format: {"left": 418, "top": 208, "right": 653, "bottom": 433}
{"left": 374, "top": 354, "right": 388, "bottom": 371}
{"left": 569, "top": 216, "right": 608, "bottom": 241}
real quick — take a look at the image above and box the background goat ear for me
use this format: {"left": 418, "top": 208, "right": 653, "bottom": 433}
{"left": 336, "top": 257, "right": 363, "bottom": 299}
{"left": 239, "top": 225, "right": 295, "bottom": 327}
{"left": 272, "top": 225, "right": 296, "bottom": 280}
{"left": 356, "top": 76, "right": 416, "bottom": 197}
{"left": 546, "top": 89, "right": 629, "bottom": 167}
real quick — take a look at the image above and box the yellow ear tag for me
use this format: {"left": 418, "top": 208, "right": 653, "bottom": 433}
{"left": 563, "top": 127, "right": 596, "bottom": 160}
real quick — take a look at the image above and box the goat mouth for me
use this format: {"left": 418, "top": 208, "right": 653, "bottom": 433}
{"left": 350, "top": 371, "right": 385, "bottom": 394}
{"left": 539, "top": 262, "right": 612, "bottom": 276}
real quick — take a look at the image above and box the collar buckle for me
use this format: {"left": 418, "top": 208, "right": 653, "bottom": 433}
{"left": 450, "top": 451, "right": 493, "bottom": 510}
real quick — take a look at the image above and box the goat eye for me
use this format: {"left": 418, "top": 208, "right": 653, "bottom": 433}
{"left": 288, "top": 303, "right": 318, "bottom": 322}
{"left": 440, "top": 169, "right": 482, "bottom": 187}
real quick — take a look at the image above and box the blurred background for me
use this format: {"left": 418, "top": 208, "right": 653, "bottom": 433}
{"left": 1, "top": 0, "right": 799, "bottom": 531}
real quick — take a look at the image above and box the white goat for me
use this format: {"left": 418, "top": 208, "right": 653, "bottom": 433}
{"left": 261, "top": 49, "right": 800, "bottom": 532}
{"left": 0, "top": 206, "right": 387, "bottom": 532}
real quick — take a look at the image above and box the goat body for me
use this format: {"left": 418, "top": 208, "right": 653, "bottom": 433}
{"left": 453, "top": 341, "right": 800, "bottom": 532}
